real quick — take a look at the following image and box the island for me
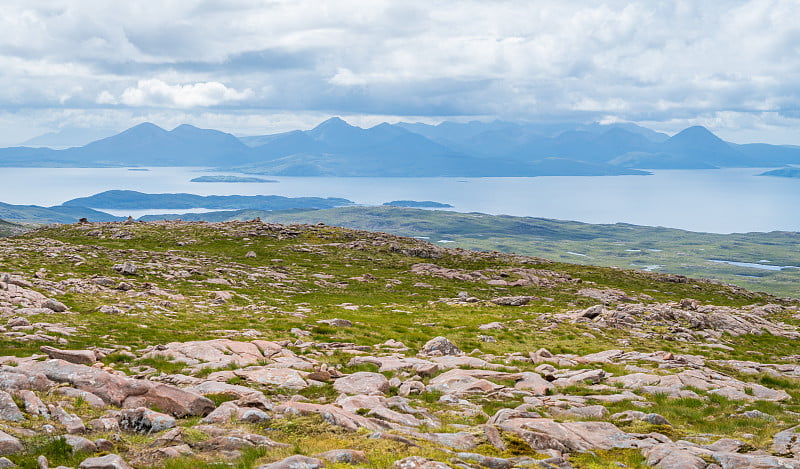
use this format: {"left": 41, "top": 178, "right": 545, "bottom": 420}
{"left": 382, "top": 200, "right": 454, "bottom": 208}
{"left": 190, "top": 175, "right": 279, "bottom": 183}
{"left": 758, "top": 168, "right": 800, "bottom": 178}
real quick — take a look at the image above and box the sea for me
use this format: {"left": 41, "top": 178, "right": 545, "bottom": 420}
{"left": 0, "top": 166, "right": 797, "bottom": 234}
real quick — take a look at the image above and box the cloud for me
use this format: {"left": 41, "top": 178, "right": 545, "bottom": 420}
{"left": 100, "top": 79, "right": 253, "bottom": 108}
{"left": 1, "top": 0, "right": 800, "bottom": 143}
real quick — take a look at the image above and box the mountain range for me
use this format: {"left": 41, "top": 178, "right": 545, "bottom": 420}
{"left": 4, "top": 118, "right": 800, "bottom": 176}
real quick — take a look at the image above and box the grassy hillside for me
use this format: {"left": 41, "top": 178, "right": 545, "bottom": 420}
{"left": 1, "top": 220, "right": 800, "bottom": 468}
{"left": 142, "top": 206, "right": 800, "bottom": 298}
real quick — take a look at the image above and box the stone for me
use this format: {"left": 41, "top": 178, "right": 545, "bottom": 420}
{"left": 63, "top": 435, "right": 97, "bottom": 453}
{"left": 0, "top": 391, "right": 24, "bottom": 421}
{"left": 314, "top": 449, "right": 368, "bottom": 464}
{"left": 49, "top": 404, "right": 85, "bottom": 434}
{"left": 118, "top": 407, "right": 176, "bottom": 433}
{"left": 512, "top": 372, "right": 553, "bottom": 395}
{"left": 499, "top": 418, "right": 637, "bottom": 453}
{"left": 257, "top": 455, "right": 325, "bottom": 469}
{"left": 393, "top": 456, "right": 451, "bottom": 469}
{"left": 419, "top": 336, "right": 463, "bottom": 356}
{"left": 642, "top": 443, "right": 706, "bottom": 469}
{"left": 40, "top": 346, "right": 97, "bottom": 365}
{"left": 15, "top": 390, "right": 48, "bottom": 417}
{"left": 112, "top": 262, "right": 137, "bottom": 276}
{"left": 333, "top": 372, "right": 390, "bottom": 395}
{"left": 0, "top": 430, "right": 24, "bottom": 456}
{"left": 233, "top": 367, "right": 308, "bottom": 390}
{"left": 773, "top": 425, "right": 800, "bottom": 456}
{"left": 479, "top": 322, "right": 505, "bottom": 330}
{"left": 0, "top": 457, "right": 14, "bottom": 468}
{"left": 550, "top": 405, "right": 609, "bottom": 420}
{"left": 455, "top": 453, "right": 513, "bottom": 469}
{"left": 317, "top": 318, "right": 353, "bottom": 328}
{"left": 713, "top": 452, "right": 800, "bottom": 469}
{"left": 78, "top": 454, "right": 133, "bottom": 469}
{"left": 54, "top": 388, "right": 106, "bottom": 409}
{"left": 22, "top": 359, "right": 214, "bottom": 417}
{"left": 490, "top": 296, "right": 536, "bottom": 306}
{"left": 42, "top": 299, "right": 68, "bottom": 312}
{"left": 428, "top": 369, "right": 504, "bottom": 395}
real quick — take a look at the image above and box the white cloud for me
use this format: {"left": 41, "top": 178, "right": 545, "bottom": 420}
{"left": 102, "top": 79, "right": 253, "bottom": 108}
{"left": 1, "top": 0, "right": 800, "bottom": 142}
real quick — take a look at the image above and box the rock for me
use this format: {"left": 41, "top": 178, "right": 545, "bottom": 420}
{"left": 40, "top": 346, "right": 97, "bottom": 365}
{"left": 479, "top": 322, "right": 505, "bottom": 330}
{"left": 0, "top": 430, "right": 23, "bottom": 456}
{"left": 257, "top": 455, "right": 325, "bottom": 469}
{"left": 63, "top": 434, "right": 98, "bottom": 453}
{"left": 713, "top": 452, "right": 800, "bottom": 469}
{"left": 393, "top": 456, "right": 451, "bottom": 469}
{"left": 0, "top": 457, "right": 15, "bottom": 468}
{"left": 0, "top": 391, "right": 24, "bottom": 421}
{"left": 245, "top": 251, "right": 257, "bottom": 258}
{"left": 490, "top": 296, "right": 536, "bottom": 306}
{"left": 500, "top": 418, "right": 637, "bottom": 453}
{"left": 455, "top": 453, "right": 513, "bottom": 469}
{"left": 49, "top": 404, "right": 85, "bottom": 434}
{"left": 419, "top": 336, "right": 463, "bottom": 357}
{"left": 317, "top": 318, "right": 353, "bottom": 328}
{"left": 118, "top": 407, "right": 176, "bottom": 433}
{"left": 428, "top": 369, "right": 505, "bottom": 395}
{"left": 15, "top": 390, "right": 48, "bottom": 417}
{"left": 78, "top": 454, "right": 133, "bottom": 469}
{"left": 233, "top": 367, "right": 309, "bottom": 390}
{"left": 643, "top": 443, "right": 706, "bottom": 469}
{"left": 512, "top": 372, "right": 553, "bottom": 395}
{"left": 550, "top": 405, "right": 609, "bottom": 420}
{"left": 54, "top": 388, "right": 107, "bottom": 409}
{"left": 202, "top": 401, "right": 240, "bottom": 424}
{"left": 333, "top": 372, "right": 390, "bottom": 395}
{"left": 42, "top": 299, "right": 68, "bottom": 312}
{"left": 773, "top": 425, "right": 800, "bottom": 456}
{"left": 314, "top": 449, "right": 368, "bottom": 464}
{"left": 611, "top": 410, "right": 671, "bottom": 426}
{"left": 112, "top": 262, "right": 137, "bottom": 276}
{"left": 418, "top": 432, "right": 477, "bottom": 451}
{"left": 22, "top": 359, "right": 214, "bottom": 417}
{"left": 276, "top": 401, "right": 390, "bottom": 432}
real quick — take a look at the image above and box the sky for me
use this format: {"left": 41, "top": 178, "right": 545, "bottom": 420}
{"left": 1, "top": 0, "right": 800, "bottom": 146}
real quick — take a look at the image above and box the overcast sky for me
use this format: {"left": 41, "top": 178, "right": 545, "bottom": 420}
{"left": 1, "top": 0, "right": 799, "bottom": 146}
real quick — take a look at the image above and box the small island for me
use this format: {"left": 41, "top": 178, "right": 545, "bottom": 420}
{"left": 190, "top": 175, "right": 279, "bottom": 183}
{"left": 127, "top": 168, "right": 150, "bottom": 171}
{"left": 758, "top": 168, "right": 800, "bottom": 178}
{"left": 382, "top": 200, "right": 453, "bottom": 208}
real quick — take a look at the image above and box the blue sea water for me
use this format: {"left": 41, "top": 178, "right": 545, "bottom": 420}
{"left": 0, "top": 166, "right": 797, "bottom": 234}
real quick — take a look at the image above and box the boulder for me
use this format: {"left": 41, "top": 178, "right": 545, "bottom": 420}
{"left": 419, "top": 337, "right": 463, "bottom": 357}
{"left": 118, "top": 407, "right": 176, "bottom": 433}
{"left": 0, "top": 430, "right": 23, "bottom": 456}
{"left": 333, "top": 372, "right": 390, "bottom": 395}
{"left": 79, "top": 454, "right": 133, "bottom": 469}
{"left": 490, "top": 296, "right": 536, "bottom": 306}
{"left": 393, "top": 456, "right": 451, "bottom": 469}
{"left": 642, "top": 443, "right": 706, "bottom": 469}
{"left": 314, "top": 449, "right": 368, "bottom": 464}
{"left": 773, "top": 425, "right": 800, "bottom": 457}
{"left": 0, "top": 391, "right": 24, "bottom": 422}
{"left": 257, "top": 455, "right": 325, "bottom": 469}
{"left": 40, "top": 346, "right": 97, "bottom": 365}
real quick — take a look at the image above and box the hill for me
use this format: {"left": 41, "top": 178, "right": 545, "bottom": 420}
{"left": 61, "top": 190, "right": 355, "bottom": 211}
{"left": 0, "top": 220, "right": 799, "bottom": 468}
{"left": 759, "top": 167, "right": 800, "bottom": 178}
{"left": 0, "top": 217, "right": 26, "bottom": 236}
{"left": 136, "top": 206, "right": 800, "bottom": 298}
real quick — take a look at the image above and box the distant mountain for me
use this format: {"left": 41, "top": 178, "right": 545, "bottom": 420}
{"left": 61, "top": 190, "right": 354, "bottom": 210}
{"left": 21, "top": 127, "right": 118, "bottom": 149}
{"left": 234, "top": 118, "right": 648, "bottom": 177}
{"left": 3, "top": 118, "right": 800, "bottom": 174}
{"left": 0, "top": 123, "right": 253, "bottom": 167}
{"left": 0, "top": 202, "right": 121, "bottom": 224}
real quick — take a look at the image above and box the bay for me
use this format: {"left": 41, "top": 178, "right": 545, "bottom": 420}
{"left": 0, "top": 166, "right": 797, "bottom": 234}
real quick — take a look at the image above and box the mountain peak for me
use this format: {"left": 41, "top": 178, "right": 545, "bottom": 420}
{"left": 311, "top": 117, "right": 354, "bottom": 131}
{"left": 670, "top": 125, "right": 722, "bottom": 142}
